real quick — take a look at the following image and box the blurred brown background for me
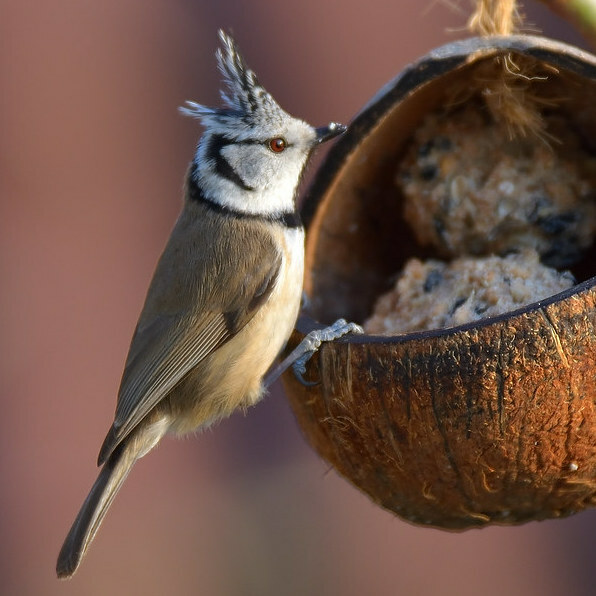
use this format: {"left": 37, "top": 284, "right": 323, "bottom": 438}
{"left": 2, "top": 1, "right": 596, "bottom": 595}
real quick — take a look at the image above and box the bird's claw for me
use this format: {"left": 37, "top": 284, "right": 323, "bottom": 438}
{"left": 264, "top": 319, "right": 363, "bottom": 388}
{"left": 291, "top": 353, "right": 319, "bottom": 386}
{"left": 291, "top": 319, "right": 364, "bottom": 385}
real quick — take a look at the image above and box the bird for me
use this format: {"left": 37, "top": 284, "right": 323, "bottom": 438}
{"left": 56, "top": 29, "right": 347, "bottom": 579}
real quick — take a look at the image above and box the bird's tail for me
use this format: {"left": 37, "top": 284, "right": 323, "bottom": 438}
{"left": 56, "top": 443, "right": 135, "bottom": 579}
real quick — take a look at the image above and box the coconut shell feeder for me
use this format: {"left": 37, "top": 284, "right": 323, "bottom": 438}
{"left": 281, "top": 35, "right": 596, "bottom": 529}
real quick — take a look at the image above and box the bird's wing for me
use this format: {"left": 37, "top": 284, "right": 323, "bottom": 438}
{"left": 98, "top": 211, "right": 282, "bottom": 464}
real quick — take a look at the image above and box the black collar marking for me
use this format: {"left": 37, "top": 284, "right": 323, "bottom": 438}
{"left": 188, "top": 163, "right": 302, "bottom": 229}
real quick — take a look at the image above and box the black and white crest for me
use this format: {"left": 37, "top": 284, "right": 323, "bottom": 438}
{"left": 180, "top": 30, "right": 288, "bottom": 131}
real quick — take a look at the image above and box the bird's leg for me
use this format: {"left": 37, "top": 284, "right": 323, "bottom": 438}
{"left": 265, "top": 319, "right": 363, "bottom": 387}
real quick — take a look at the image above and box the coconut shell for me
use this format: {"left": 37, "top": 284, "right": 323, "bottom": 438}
{"left": 282, "top": 35, "right": 596, "bottom": 528}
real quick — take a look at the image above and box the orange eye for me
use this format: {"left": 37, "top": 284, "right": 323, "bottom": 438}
{"left": 268, "top": 137, "right": 287, "bottom": 153}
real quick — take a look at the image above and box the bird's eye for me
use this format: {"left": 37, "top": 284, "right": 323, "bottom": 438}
{"left": 268, "top": 137, "right": 287, "bottom": 153}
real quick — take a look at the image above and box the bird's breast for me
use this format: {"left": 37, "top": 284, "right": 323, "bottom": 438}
{"left": 238, "top": 225, "right": 305, "bottom": 397}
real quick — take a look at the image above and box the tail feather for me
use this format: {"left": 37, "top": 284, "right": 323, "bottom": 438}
{"left": 56, "top": 444, "right": 134, "bottom": 579}
{"left": 57, "top": 414, "right": 169, "bottom": 578}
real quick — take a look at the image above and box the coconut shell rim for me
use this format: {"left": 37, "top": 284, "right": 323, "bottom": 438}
{"left": 297, "top": 274, "right": 596, "bottom": 345}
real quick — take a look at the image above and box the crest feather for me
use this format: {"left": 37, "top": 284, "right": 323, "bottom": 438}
{"left": 179, "top": 30, "right": 286, "bottom": 128}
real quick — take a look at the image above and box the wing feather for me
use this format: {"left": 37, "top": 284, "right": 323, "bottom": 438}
{"left": 112, "top": 312, "right": 229, "bottom": 445}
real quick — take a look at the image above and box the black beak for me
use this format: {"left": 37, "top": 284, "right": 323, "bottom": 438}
{"left": 315, "top": 122, "right": 347, "bottom": 144}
